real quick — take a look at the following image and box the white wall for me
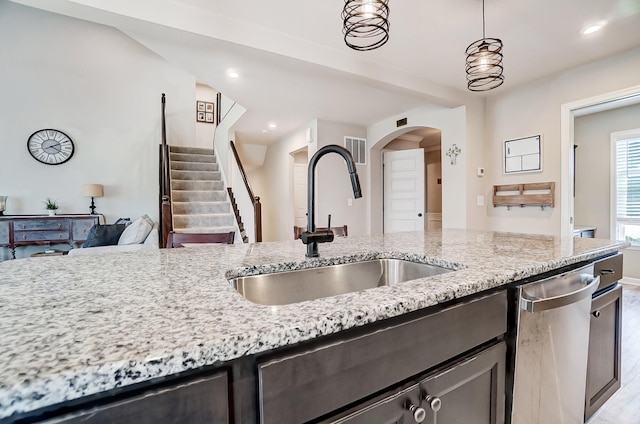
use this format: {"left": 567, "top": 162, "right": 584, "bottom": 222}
{"left": 574, "top": 103, "right": 640, "bottom": 238}
{"left": 249, "top": 118, "right": 370, "bottom": 242}
{"left": 195, "top": 83, "right": 218, "bottom": 149}
{"left": 315, "top": 120, "right": 368, "bottom": 238}
{"left": 250, "top": 120, "right": 316, "bottom": 241}
{"left": 0, "top": 2, "right": 196, "bottom": 258}
{"left": 368, "top": 104, "right": 476, "bottom": 234}
{"left": 574, "top": 103, "right": 640, "bottom": 279}
{"left": 486, "top": 47, "right": 640, "bottom": 235}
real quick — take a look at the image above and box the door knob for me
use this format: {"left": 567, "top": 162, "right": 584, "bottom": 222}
{"left": 418, "top": 213, "right": 423, "bottom": 217}
{"left": 593, "top": 310, "right": 601, "bottom": 318}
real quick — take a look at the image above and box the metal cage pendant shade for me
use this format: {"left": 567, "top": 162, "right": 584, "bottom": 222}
{"left": 342, "top": 0, "right": 390, "bottom": 51}
{"left": 465, "top": 0, "right": 504, "bottom": 91}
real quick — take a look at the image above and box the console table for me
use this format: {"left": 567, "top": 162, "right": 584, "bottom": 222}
{"left": 0, "top": 215, "right": 101, "bottom": 259}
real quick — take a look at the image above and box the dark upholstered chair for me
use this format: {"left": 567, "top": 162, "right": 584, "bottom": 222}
{"left": 293, "top": 225, "right": 348, "bottom": 240}
{"left": 166, "top": 231, "right": 235, "bottom": 248}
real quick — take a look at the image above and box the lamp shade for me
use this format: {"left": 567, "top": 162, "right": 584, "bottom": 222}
{"left": 83, "top": 184, "right": 103, "bottom": 197}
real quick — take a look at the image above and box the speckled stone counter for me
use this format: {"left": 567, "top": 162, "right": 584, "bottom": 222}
{"left": 0, "top": 229, "right": 628, "bottom": 420}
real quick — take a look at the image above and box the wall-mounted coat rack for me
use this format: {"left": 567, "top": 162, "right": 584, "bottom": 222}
{"left": 493, "top": 182, "right": 555, "bottom": 210}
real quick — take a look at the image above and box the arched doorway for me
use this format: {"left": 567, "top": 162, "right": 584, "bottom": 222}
{"left": 381, "top": 128, "right": 442, "bottom": 233}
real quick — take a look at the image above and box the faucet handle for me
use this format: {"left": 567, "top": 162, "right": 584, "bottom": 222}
{"left": 327, "top": 214, "right": 332, "bottom": 229}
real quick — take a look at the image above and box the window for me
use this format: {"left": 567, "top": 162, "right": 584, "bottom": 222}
{"left": 612, "top": 129, "right": 640, "bottom": 246}
{"left": 344, "top": 136, "right": 366, "bottom": 165}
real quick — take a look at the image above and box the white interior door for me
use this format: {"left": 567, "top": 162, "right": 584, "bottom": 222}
{"left": 293, "top": 163, "right": 307, "bottom": 227}
{"left": 383, "top": 148, "right": 425, "bottom": 233}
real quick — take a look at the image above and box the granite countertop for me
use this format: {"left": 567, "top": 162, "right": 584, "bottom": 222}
{"left": 0, "top": 229, "right": 628, "bottom": 419}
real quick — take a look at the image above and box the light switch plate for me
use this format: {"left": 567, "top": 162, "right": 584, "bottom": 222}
{"left": 477, "top": 195, "right": 485, "bottom": 206}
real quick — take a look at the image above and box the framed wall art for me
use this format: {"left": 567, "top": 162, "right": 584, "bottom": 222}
{"left": 503, "top": 134, "right": 542, "bottom": 174}
{"left": 196, "top": 101, "right": 215, "bottom": 124}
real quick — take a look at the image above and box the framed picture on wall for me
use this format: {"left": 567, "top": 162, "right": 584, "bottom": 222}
{"left": 503, "top": 134, "right": 542, "bottom": 174}
{"left": 196, "top": 101, "right": 215, "bottom": 124}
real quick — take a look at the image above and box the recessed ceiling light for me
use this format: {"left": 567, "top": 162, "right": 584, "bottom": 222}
{"left": 261, "top": 129, "right": 269, "bottom": 134}
{"left": 226, "top": 69, "right": 240, "bottom": 78}
{"left": 582, "top": 22, "right": 606, "bottom": 35}
{"left": 268, "top": 123, "right": 277, "bottom": 129}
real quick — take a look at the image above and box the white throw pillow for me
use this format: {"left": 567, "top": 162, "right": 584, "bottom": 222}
{"left": 118, "top": 214, "right": 154, "bottom": 245}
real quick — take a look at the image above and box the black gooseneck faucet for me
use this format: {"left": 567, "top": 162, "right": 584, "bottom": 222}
{"left": 301, "top": 144, "right": 362, "bottom": 257}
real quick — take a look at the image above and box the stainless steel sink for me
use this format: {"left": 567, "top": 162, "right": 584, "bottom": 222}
{"left": 229, "top": 259, "right": 453, "bottom": 305}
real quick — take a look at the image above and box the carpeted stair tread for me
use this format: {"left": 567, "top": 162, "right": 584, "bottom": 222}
{"left": 172, "top": 201, "right": 230, "bottom": 214}
{"left": 172, "top": 180, "right": 223, "bottom": 191}
{"left": 172, "top": 226, "right": 237, "bottom": 234}
{"left": 169, "top": 145, "right": 238, "bottom": 238}
{"left": 171, "top": 170, "right": 221, "bottom": 181}
{"left": 172, "top": 190, "right": 227, "bottom": 202}
{"left": 171, "top": 161, "right": 218, "bottom": 172}
{"left": 173, "top": 213, "right": 235, "bottom": 227}
{"left": 170, "top": 146, "right": 214, "bottom": 155}
{"left": 170, "top": 153, "right": 217, "bottom": 164}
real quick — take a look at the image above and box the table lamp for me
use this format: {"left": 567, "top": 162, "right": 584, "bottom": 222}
{"left": 0, "top": 196, "right": 6, "bottom": 216}
{"left": 83, "top": 184, "right": 103, "bottom": 215}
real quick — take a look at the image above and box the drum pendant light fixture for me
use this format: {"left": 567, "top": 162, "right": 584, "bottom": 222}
{"left": 342, "top": 0, "right": 390, "bottom": 51}
{"left": 465, "top": 0, "right": 504, "bottom": 91}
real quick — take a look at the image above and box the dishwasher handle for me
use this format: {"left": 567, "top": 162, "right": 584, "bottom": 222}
{"left": 520, "top": 274, "right": 600, "bottom": 313}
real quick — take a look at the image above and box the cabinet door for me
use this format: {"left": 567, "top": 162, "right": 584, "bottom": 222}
{"left": 258, "top": 291, "right": 507, "bottom": 424}
{"left": 44, "top": 372, "right": 229, "bottom": 424}
{"left": 585, "top": 284, "right": 622, "bottom": 421}
{"left": 418, "top": 342, "right": 506, "bottom": 424}
{"left": 322, "top": 342, "right": 506, "bottom": 424}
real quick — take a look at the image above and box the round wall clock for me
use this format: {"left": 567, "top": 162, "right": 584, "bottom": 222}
{"left": 27, "top": 129, "right": 75, "bottom": 165}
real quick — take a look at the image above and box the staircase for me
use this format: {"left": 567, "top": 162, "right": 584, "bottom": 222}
{"left": 169, "top": 146, "right": 236, "bottom": 235}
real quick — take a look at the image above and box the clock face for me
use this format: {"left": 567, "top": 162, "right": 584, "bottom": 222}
{"left": 27, "top": 129, "right": 75, "bottom": 165}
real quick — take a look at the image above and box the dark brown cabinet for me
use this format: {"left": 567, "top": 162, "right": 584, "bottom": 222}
{"left": 258, "top": 291, "right": 507, "bottom": 424}
{"left": 585, "top": 283, "right": 622, "bottom": 421}
{"left": 321, "top": 342, "right": 506, "bottom": 424}
{"left": 44, "top": 372, "right": 229, "bottom": 424}
{"left": 584, "top": 252, "right": 624, "bottom": 421}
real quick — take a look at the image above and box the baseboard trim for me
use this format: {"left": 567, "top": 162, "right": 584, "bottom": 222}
{"left": 621, "top": 276, "right": 640, "bottom": 286}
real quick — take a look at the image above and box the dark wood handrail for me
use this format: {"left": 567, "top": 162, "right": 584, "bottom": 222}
{"left": 159, "top": 93, "right": 172, "bottom": 247}
{"left": 229, "top": 140, "right": 262, "bottom": 242}
{"left": 230, "top": 140, "right": 255, "bottom": 201}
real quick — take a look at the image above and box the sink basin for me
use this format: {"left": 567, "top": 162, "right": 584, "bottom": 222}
{"left": 229, "top": 259, "right": 453, "bottom": 305}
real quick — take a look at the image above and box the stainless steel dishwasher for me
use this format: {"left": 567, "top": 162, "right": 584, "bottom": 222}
{"left": 511, "top": 263, "right": 600, "bottom": 424}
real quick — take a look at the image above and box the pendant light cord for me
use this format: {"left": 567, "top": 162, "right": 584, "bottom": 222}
{"left": 482, "top": 0, "right": 486, "bottom": 39}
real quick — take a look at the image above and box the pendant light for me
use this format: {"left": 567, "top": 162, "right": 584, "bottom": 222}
{"left": 465, "top": 0, "right": 504, "bottom": 91}
{"left": 342, "top": 0, "right": 390, "bottom": 51}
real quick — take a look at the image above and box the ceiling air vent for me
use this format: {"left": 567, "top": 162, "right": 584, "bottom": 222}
{"left": 344, "top": 136, "right": 366, "bottom": 165}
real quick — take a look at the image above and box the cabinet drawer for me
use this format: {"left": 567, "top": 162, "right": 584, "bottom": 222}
{"left": 14, "top": 220, "right": 70, "bottom": 231}
{"left": 16, "top": 231, "right": 69, "bottom": 242}
{"left": 258, "top": 291, "right": 507, "bottom": 424}
{"left": 45, "top": 372, "right": 229, "bottom": 424}
{"left": 0, "top": 221, "right": 9, "bottom": 244}
{"left": 594, "top": 253, "right": 623, "bottom": 291}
